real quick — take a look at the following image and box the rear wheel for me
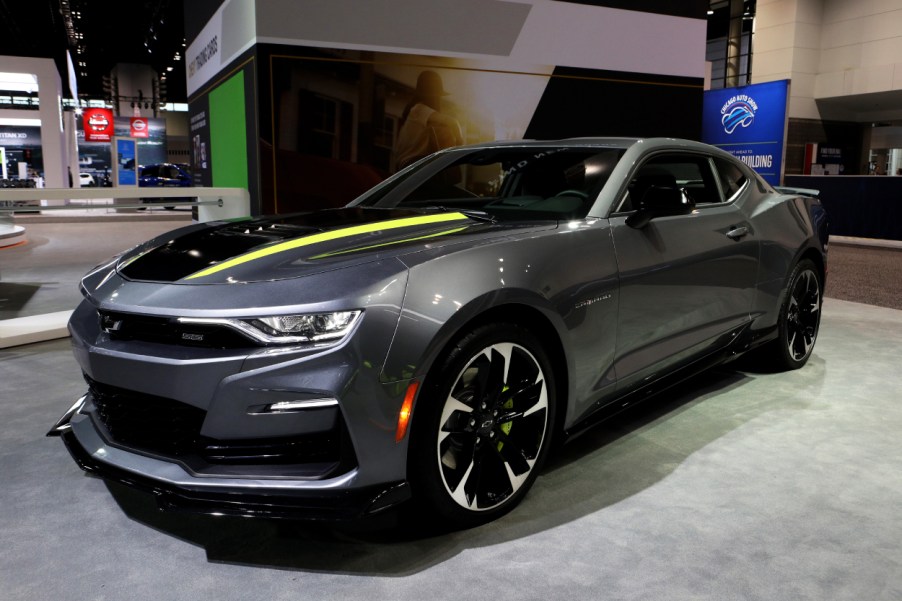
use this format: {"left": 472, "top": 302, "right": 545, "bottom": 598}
{"left": 409, "top": 323, "right": 555, "bottom": 528}
{"left": 768, "top": 259, "right": 822, "bottom": 370}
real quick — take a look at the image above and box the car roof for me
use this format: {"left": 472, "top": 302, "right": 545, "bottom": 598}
{"left": 451, "top": 137, "right": 733, "bottom": 157}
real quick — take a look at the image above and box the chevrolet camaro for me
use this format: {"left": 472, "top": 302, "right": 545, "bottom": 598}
{"left": 49, "top": 138, "right": 827, "bottom": 528}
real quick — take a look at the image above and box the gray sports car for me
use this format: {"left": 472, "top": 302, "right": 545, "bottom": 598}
{"left": 49, "top": 138, "right": 827, "bottom": 528}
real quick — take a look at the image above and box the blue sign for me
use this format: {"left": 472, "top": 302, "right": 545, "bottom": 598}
{"left": 702, "top": 80, "right": 789, "bottom": 185}
{"left": 116, "top": 138, "right": 137, "bottom": 186}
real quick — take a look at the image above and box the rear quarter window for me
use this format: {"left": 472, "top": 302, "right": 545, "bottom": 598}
{"left": 713, "top": 157, "right": 748, "bottom": 201}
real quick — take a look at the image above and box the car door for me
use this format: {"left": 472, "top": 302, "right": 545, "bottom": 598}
{"left": 610, "top": 151, "right": 758, "bottom": 392}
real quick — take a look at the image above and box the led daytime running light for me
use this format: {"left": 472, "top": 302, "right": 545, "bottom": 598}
{"left": 178, "top": 310, "right": 361, "bottom": 345}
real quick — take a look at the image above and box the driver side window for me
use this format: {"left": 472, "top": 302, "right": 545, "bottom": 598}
{"left": 618, "top": 153, "right": 722, "bottom": 212}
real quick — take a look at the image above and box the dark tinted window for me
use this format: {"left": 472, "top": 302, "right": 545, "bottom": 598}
{"left": 713, "top": 157, "right": 748, "bottom": 201}
{"left": 356, "top": 147, "right": 625, "bottom": 220}
{"left": 617, "top": 153, "right": 721, "bottom": 211}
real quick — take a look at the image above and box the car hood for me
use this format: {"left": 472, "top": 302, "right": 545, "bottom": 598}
{"left": 116, "top": 207, "right": 554, "bottom": 284}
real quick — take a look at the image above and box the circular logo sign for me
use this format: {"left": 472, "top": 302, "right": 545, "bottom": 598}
{"left": 88, "top": 114, "right": 109, "bottom": 131}
{"left": 720, "top": 94, "right": 758, "bottom": 134}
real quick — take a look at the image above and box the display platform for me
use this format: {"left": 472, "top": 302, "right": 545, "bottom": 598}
{"left": 1, "top": 298, "right": 900, "bottom": 600}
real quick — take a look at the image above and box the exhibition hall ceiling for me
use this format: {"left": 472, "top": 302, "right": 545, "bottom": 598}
{"left": 0, "top": 0, "right": 187, "bottom": 101}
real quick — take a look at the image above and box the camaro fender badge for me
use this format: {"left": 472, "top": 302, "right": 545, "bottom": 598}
{"left": 181, "top": 332, "right": 205, "bottom": 342}
{"left": 574, "top": 294, "right": 612, "bottom": 310}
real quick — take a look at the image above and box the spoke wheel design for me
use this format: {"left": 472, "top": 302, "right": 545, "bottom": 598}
{"left": 437, "top": 342, "right": 549, "bottom": 511}
{"left": 410, "top": 323, "right": 555, "bottom": 526}
{"left": 759, "top": 258, "right": 822, "bottom": 371}
{"left": 785, "top": 267, "right": 820, "bottom": 362}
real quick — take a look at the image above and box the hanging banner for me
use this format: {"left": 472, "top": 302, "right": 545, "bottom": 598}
{"left": 83, "top": 108, "right": 114, "bottom": 142}
{"left": 130, "top": 117, "right": 150, "bottom": 138}
{"left": 702, "top": 80, "right": 789, "bottom": 186}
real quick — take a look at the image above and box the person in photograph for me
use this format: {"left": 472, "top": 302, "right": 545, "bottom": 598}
{"left": 394, "top": 70, "right": 463, "bottom": 171}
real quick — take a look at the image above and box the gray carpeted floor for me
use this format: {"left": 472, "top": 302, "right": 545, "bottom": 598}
{"left": 824, "top": 244, "right": 902, "bottom": 310}
{"left": 0, "top": 218, "right": 189, "bottom": 320}
{"left": 2, "top": 298, "right": 901, "bottom": 600}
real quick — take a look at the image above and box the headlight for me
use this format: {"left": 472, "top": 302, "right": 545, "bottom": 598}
{"left": 247, "top": 311, "right": 361, "bottom": 341}
{"left": 177, "top": 310, "right": 362, "bottom": 345}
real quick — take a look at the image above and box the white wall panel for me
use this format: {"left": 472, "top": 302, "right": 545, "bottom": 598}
{"left": 861, "top": 37, "right": 902, "bottom": 67}
{"left": 813, "top": 70, "right": 847, "bottom": 98}
{"left": 753, "top": 47, "right": 797, "bottom": 78}
{"left": 794, "top": 0, "right": 825, "bottom": 25}
{"left": 794, "top": 22, "right": 823, "bottom": 49}
{"left": 252, "top": 0, "right": 707, "bottom": 79}
{"left": 756, "top": 0, "right": 801, "bottom": 29}
{"left": 819, "top": 44, "right": 863, "bottom": 72}
{"left": 789, "top": 71, "right": 817, "bottom": 98}
{"left": 852, "top": 65, "right": 894, "bottom": 95}
{"left": 861, "top": 10, "right": 902, "bottom": 42}
{"left": 789, "top": 95, "right": 820, "bottom": 119}
{"left": 792, "top": 47, "right": 821, "bottom": 75}
{"left": 818, "top": 20, "right": 864, "bottom": 60}
{"left": 754, "top": 22, "right": 798, "bottom": 51}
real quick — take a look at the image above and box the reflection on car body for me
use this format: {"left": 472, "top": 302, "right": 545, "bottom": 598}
{"left": 50, "top": 137, "right": 827, "bottom": 528}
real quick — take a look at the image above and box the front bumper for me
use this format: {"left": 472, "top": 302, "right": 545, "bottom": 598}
{"left": 51, "top": 403, "right": 411, "bottom": 519}
{"left": 55, "top": 261, "right": 419, "bottom": 519}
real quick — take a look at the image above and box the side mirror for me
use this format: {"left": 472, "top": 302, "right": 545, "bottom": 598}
{"left": 626, "top": 186, "right": 695, "bottom": 228}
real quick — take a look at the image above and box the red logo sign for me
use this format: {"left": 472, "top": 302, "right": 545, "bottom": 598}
{"left": 130, "top": 117, "right": 149, "bottom": 138}
{"left": 83, "top": 108, "right": 114, "bottom": 142}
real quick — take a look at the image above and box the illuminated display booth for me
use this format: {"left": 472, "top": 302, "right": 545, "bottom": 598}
{"left": 183, "top": 0, "right": 710, "bottom": 216}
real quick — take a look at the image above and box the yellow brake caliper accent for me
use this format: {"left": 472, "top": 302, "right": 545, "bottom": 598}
{"left": 497, "top": 385, "right": 513, "bottom": 452}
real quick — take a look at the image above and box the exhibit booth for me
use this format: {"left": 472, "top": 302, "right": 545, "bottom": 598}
{"left": 183, "top": 0, "right": 710, "bottom": 216}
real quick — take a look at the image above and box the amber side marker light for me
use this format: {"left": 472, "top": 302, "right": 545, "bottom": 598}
{"left": 396, "top": 380, "right": 420, "bottom": 442}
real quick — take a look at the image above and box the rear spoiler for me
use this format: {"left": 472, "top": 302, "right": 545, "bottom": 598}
{"left": 773, "top": 186, "right": 820, "bottom": 198}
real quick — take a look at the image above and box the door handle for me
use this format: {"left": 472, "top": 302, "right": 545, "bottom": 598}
{"left": 726, "top": 226, "right": 749, "bottom": 240}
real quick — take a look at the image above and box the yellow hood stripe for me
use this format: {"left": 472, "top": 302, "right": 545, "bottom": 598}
{"left": 183, "top": 212, "right": 470, "bottom": 280}
{"left": 308, "top": 226, "right": 469, "bottom": 260}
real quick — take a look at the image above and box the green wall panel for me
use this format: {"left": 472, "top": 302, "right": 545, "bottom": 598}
{"left": 209, "top": 71, "right": 248, "bottom": 190}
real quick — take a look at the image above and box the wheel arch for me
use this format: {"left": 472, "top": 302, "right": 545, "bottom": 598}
{"left": 799, "top": 246, "right": 826, "bottom": 287}
{"left": 413, "top": 299, "right": 571, "bottom": 444}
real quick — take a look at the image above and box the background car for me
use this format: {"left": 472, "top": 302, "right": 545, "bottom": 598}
{"left": 50, "top": 137, "right": 827, "bottom": 528}
{"left": 139, "top": 163, "right": 192, "bottom": 208}
{"left": 78, "top": 172, "right": 95, "bottom": 187}
{"left": 139, "top": 163, "right": 192, "bottom": 188}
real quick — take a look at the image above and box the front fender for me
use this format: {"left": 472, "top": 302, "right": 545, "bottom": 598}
{"left": 381, "top": 221, "right": 620, "bottom": 429}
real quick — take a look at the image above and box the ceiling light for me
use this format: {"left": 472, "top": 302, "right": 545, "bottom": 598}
{"left": 166, "top": 66, "right": 173, "bottom": 72}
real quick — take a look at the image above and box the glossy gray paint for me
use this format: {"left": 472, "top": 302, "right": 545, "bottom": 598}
{"left": 55, "top": 137, "right": 827, "bottom": 518}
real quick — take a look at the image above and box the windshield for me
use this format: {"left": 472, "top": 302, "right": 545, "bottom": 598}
{"left": 353, "top": 146, "right": 625, "bottom": 221}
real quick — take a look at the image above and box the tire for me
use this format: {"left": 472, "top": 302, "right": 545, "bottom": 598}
{"left": 409, "top": 323, "right": 556, "bottom": 528}
{"left": 767, "top": 259, "right": 823, "bottom": 370}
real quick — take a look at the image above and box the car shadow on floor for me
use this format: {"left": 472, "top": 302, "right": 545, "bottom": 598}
{"left": 102, "top": 354, "right": 826, "bottom": 575}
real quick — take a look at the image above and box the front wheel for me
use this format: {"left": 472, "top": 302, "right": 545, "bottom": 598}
{"left": 409, "top": 323, "right": 556, "bottom": 528}
{"left": 770, "top": 259, "right": 823, "bottom": 370}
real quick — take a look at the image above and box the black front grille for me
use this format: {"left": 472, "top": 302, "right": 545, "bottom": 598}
{"left": 99, "top": 310, "right": 255, "bottom": 349}
{"left": 89, "top": 377, "right": 206, "bottom": 457}
{"left": 86, "top": 377, "right": 352, "bottom": 476}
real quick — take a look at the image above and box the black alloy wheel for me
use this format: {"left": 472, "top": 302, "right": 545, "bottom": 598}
{"left": 410, "top": 323, "right": 555, "bottom": 528}
{"left": 774, "top": 259, "right": 822, "bottom": 369}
